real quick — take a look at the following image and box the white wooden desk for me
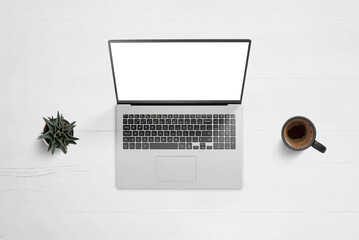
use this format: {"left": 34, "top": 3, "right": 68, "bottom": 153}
{"left": 1, "top": 0, "right": 359, "bottom": 239}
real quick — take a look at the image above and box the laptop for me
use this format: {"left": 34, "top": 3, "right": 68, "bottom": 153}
{"left": 108, "top": 39, "right": 251, "bottom": 189}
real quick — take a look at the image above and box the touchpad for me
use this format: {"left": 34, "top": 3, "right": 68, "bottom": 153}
{"left": 156, "top": 156, "right": 197, "bottom": 182}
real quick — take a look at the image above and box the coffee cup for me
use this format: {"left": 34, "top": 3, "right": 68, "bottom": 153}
{"left": 281, "top": 116, "right": 326, "bottom": 153}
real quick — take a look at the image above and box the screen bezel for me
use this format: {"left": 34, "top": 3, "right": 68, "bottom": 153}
{"left": 108, "top": 39, "right": 251, "bottom": 105}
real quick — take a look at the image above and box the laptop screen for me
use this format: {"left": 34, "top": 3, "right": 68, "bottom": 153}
{"left": 109, "top": 40, "right": 250, "bottom": 102}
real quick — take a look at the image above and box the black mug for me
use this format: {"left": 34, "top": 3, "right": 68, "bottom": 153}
{"left": 281, "top": 116, "right": 326, "bottom": 153}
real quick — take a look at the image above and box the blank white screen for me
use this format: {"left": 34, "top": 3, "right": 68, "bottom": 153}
{"left": 110, "top": 41, "right": 249, "bottom": 101}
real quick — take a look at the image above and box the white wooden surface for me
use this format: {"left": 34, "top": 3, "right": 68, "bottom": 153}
{"left": 1, "top": 0, "right": 359, "bottom": 239}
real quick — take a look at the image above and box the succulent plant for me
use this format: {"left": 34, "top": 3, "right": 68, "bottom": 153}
{"left": 38, "top": 112, "right": 79, "bottom": 154}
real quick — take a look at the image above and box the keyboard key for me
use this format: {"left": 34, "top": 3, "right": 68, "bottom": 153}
{"left": 207, "top": 146, "right": 212, "bottom": 149}
{"left": 150, "top": 143, "right": 179, "bottom": 149}
{"left": 142, "top": 137, "right": 148, "bottom": 142}
{"left": 123, "top": 119, "right": 127, "bottom": 124}
{"left": 123, "top": 137, "right": 135, "bottom": 142}
{"left": 231, "top": 114, "right": 236, "bottom": 118}
{"left": 155, "top": 137, "right": 160, "bottom": 142}
{"left": 161, "top": 137, "right": 166, "bottom": 142}
{"left": 225, "top": 143, "right": 230, "bottom": 149}
{"left": 142, "top": 143, "right": 149, "bottom": 149}
{"left": 207, "top": 114, "right": 212, "bottom": 118}
{"left": 180, "top": 137, "right": 185, "bottom": 142}
{"left": 202, "top": 131, "right": 212, "bottom": 136}
{"left": 133, "top": 131, "right": 138, "bottom": 136}
{"left": 149, "top": 137, "right": 154, "bottom": 142}
{"left": 204, "top": 119, "right": 212, "bottom": 124}
{"left": 174, "top": 137, "right": 179, "bottom": 142}
{"left": 123, "top": 114, "right": 128, "bottom": 118}
{"left": 231, "top": 142, "right": 236, "bottom": 149}
{"left": 225, "top": 114, "right": 230, "bottom": 118}
{"left": 179, "top": 143, "right": 186, "bottom": 149}
{"left": 231, "top": 125, "right": 236, "bottom": 136}
{"left": 130, "top": 143, "right": 135, "bottom": 149}
{"left": 123, "top": 125, "right": 130, "bottom": 130}
{"left": 193, "top": 146, "right": 199, "bottom": 149}
{"left": 123, "top": 143, "right": 128, "bottom": 149}
{"left": 136, "top": 143, "right": 141, "bottom": 149}
{"left": 167, "top": 137, "right": 173, "bottom": 142}
{"left": 136, "top": 137, "right": 141, "bottom": 142}
{"left": 123, "top": 131, "right": 132, "bottom": 136}
{"left": 187, "top": 143, "right": 192, "bottom": 149}
{"left": 199, "top": 137, "right": 212, "bottom": 142}
{"left": 200, "top": 143, "right": 206, "bottom": 149}
{"left": 214, "top": 143, "right": 224, "bottom": 149}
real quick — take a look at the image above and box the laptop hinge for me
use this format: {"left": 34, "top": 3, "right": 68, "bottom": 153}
{"left": 117, "top": 101, "right": 240, "bottom": 106}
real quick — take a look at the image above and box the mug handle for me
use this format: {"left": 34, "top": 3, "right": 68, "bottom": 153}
{"left": 311, "top": 140, "right": 326, "bottom": 153}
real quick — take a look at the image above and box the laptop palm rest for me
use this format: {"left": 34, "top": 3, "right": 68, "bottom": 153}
{"left": 156, "top": 156, "right": 197, "bottom": 182}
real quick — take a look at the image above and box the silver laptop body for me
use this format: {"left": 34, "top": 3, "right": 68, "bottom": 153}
{"left": 109, "top": 39, "right": 251, "bottom": 189}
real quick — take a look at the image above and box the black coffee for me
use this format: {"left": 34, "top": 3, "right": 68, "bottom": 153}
{"left": 288, "top": 125, "right": 306, "bottom": 139}
{"left": 283, "top": 118, "right": 314, "bottom": 149}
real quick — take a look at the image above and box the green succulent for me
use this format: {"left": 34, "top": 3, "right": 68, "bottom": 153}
{"left": 38, "top": 111, "right": 79, "bottom": 154}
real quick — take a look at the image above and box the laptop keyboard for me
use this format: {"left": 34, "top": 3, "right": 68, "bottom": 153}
{"left": 122, "top": 114, "right": 236, "bottom": 150}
